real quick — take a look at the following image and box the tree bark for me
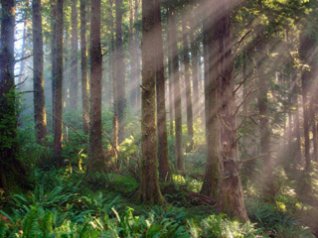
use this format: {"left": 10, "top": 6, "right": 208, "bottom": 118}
{"left": 32, "top": 0, "right": 47, "bottom": 144}
{"left": 299, "top": 32, "right": 314, "bottom": 172}
{"left": 154, "top": 0, "right": 170, "bottom": 181}
{"left": 70, "top": 0, "right": 79, "bottom": 109}
{"left": 182, "top": 17, "right": 194, "bottom": 152}
{"left": 80, "top": 0, "right": 89, "bottom": 134}
{"left": 51, "top": 0, "right": 64, "bottom": 166}
{"left": 168, "top": 5, "right": 183, "bottom": 172}
{"left": 114, "top": 0, "right": 126, "bottom": 143}
{"left": 201, "top": 1, "right": 248, "bottom": 221}
{"left": 200, "top": 10, "right": 220, "bottom": 201}
{"left": 88, "top": 0, "right": 104, "bottom": 171}
{"left": 140, "top": 0, "right": 164, "bottom": 204}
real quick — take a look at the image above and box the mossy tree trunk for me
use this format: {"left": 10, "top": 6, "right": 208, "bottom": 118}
{"left": 201, "top": 1, "right": 248, "bottom": 221}
{"left": 140, "top": 0, "right": 164, "bottom": 204}
{"left": 154, "top": 0, "right": 170, "bottom": 181}
{"left": 32, "top": 0, "right": 47, "bottom": 144}
{"left": 0, "top": 0, "right": 28, "bottom": 192}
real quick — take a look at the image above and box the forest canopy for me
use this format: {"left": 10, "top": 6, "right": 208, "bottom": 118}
{"left": 1, "top": 0, "right": 318, "bottom": 237}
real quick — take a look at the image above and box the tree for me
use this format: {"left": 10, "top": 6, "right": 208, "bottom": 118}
{"left": 154, "top": 0, "right": 169, "bottom": 181}
{"left": 32, "top": 0, "right": 47, "bottom": 144}
{"left": 201, "top": 1, "right": 248, "bottom": 221}
{"left": 88, "top": 0, "right": 104, "bottom": 171}
{"left": 80, "top": 0, "right": 89, "bottom": 133}
{"left": 182, "top": 16, "right": 194, "bottom": 152}
{"left": 140, "top": 0, "right": 164, "bottom": 203}
{"left": 51, "top": 0, "right": 64, "bottom": 165}
{"left": 0, "top": 0, "right": 28, "bottom": 191}
{"left": 114, "top": 0, "right": 126, "bottom": 144}
{"left": 168, "top": 4, "right": 183, "bottom": 172}
{"left": 70, "top": 0, "right": 79, "bottom": 109}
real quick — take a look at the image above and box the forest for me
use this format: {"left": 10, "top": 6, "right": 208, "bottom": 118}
{"left": 1, "top": 0, "right": 318, "bottom": 237}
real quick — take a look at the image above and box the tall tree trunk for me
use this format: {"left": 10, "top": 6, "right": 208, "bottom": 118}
{"left": 70, "top": 0, "right": 79, "bottom": 109}
{"left": 200, "top": 9, "right": 220, "bottom": 201}
{"left": 140, "top": 0, "right": 164, "bottom": 203}
{"left": 191, "top": 32, "right": 200, "bottom": 116}
{"left": 88, "top": 0, "right": 104, "bottom": 171}
{"left": 168, "top": 6, "right": 183, "bottom": 172}
{"left": 217, "top": 2, "right": 248, "bottom": 221}
{"left": 52, "top": 0, "right": 64, "bottom": 166}
{"left": 32, "top": 0, "right": 47, "bottom": 144}
{"left": 154, "top": 0, "right": 169, "bottom": 181}
{"left": 167, "top": 18, "right": 174, "bottom": 136}
{"left": 80, "top": 0, "right": 89, "bottom": 133}
{"left": 201, "top": 1, "right": 248, "bottom": 221}
{"left": 182, "top": 17, "right": 194, "bottom": 152}
{"left": 0, "top": 0, "right": 29, "bottom": 191}
{"left": 299, "top": 32, "right": 314, "bottom": 172}
{"left": 114, "top": 0, "right": 126, "bottom": 143}
{"left": 255, "top": 43, "right": 274, "bottom": 198}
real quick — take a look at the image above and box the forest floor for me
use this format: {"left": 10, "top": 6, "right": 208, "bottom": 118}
{"left": 1, "top": 159, "right": 318, "bottom": 237}
{"left": 1, "top": 118, "right": 318, "bottom": 237}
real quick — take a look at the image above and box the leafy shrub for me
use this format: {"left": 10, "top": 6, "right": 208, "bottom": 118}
{"left": 198, "top": 214, "right": 264, "bottom": 238}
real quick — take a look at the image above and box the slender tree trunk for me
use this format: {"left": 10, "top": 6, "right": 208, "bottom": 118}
{"left": 114, "top": 0, "right": 126, "bottom": 142}
{"left": 200, "top": 10, "right": 220, "bottom": 201}
{"left": 167, "top": 18, "right": 174, "bottom": 136}
{"left": 88, "top": 0, "right": 104, "bottom": 171}
{"left": 182, "top": 17, "right": 194, "bottom": 152}
{"left": 168, "top": 6, "right": 183, "bottom": 172}
{"left": 18, "top": 0, "right": 29, "bottom": 84}
{"left": 191, "top": 34, "right": 200, "bottom": 116}
{"left": 52, "top": 0, "right": 64, "bottom": 166}
{"left": 80, "top": 0, "right": 89, "bottom": 133}
{"left": 32, "top": 0, "right": 47, "bottom": 144}
{"left": 154, "top": 0, "right": 170, "bottom": 181}
{"left": 294, "top": 96, "right": 302, "bottom": 163}
{"left": 140, "top": 0, "right": 164, "bottom": 204}
{"left": 299, "top": 33, "right": 314, "bottom": 172}
{"left": 256, "top": 43, "right": 274, "bottom": 198}
{"left": 70, "top": 0, "right": 79, "bottom": 109}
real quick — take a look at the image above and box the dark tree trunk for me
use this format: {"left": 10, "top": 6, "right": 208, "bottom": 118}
{"left": 114, "top": 0, "right": 126, "bottom": 143}
{"left": 88, "top": 0, "right": 104, "bottom": 171}
{"left": 70, "top": 0, "right": 79, "bottom": 109}
{"left": 299, "top": 33, "right": 315, "bottom": 172}
{"left": 200, "top": 10, "right": 220, "bottom": 201}
{"left": 201, "top": 1, "right": 248, "bottom": 221}
{"left": 140, "top": 0, "right": 164, "bottom": 204}
{"left": 51, "top": 0, "right": 64, "bottom": 166}
{"left": 154, "top": 0, "right": 170, "bottom": 181}
{"left": 256, "top": 43, "right": 274, "bottom": 198}
{"left": 168, "top": 6, "right": 183, "bottom": 172}
{"left": 80, "top": 0, "right": 89, "bottom": 134}
{"left": 217, "top": 3, "right": 248, "bottom": 221}
{"left": 0, "top": 0, "right": 29, "bottom": 192}
{"left": 182, "top": 17, "right": 194, "bottom": 152}
{"left": 32, "top": 0, "right": 47, "bottom": 144}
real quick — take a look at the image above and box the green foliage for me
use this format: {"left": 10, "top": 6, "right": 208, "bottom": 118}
{"left": 246, "top": 199, "right": 314, "bottom": 237}
{"left": 198, "top": 214, "right": 264, "bottom": 238}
